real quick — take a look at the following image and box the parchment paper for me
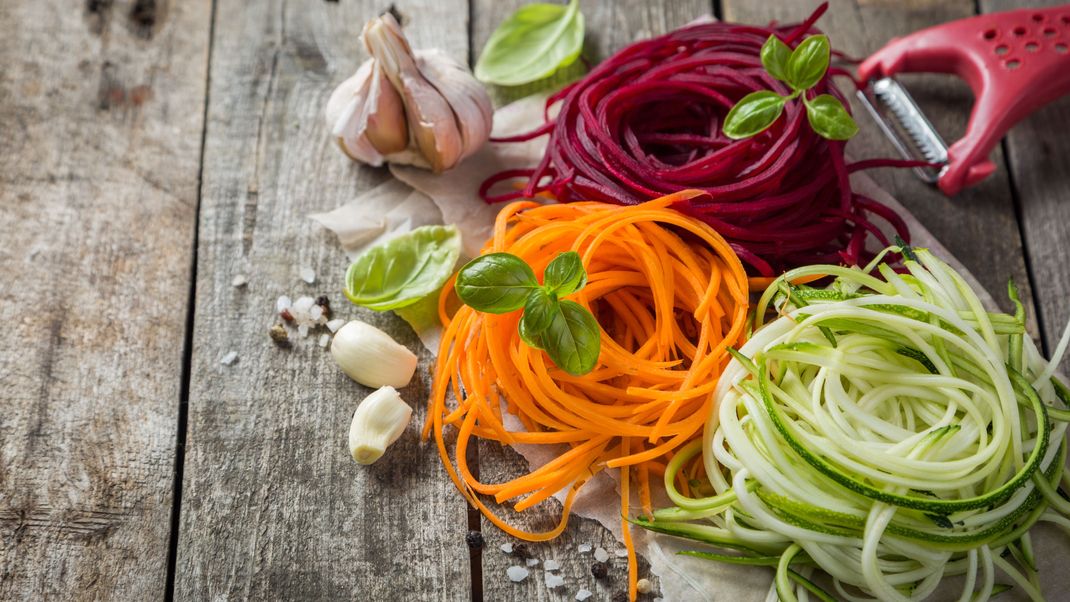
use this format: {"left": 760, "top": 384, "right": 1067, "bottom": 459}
{"left": 313, "top": 94, "right": 1068, "bottom": 601}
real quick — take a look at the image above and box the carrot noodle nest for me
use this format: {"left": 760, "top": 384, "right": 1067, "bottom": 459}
{"left": 424, "top": 189, "right": 749, "bottom": 599}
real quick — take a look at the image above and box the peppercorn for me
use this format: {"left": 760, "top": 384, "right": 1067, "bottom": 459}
{"left": 511, "top": 543, "right": 530, "bottom": 558}
{"left": 465, "top": 531, "right": 484, "bottom": 550}
{"left": 316, "top": 295, "right": 332, "bottom": 318}
{"left": 590, "top": 561, "right": 608, "bottom": 579}
{"left": 269, "top": 324, "right": 291, "bottom": 348}
{"left": 280, "top": 308, "right": 294, "bottom": 322}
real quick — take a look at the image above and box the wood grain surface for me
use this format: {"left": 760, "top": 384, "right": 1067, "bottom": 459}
{"left": 0, "top": 0, "right": 211, "bottom": 599}
{"left": 982, "top": 0, "right": 1070, "bottom": 372}
{"left": 172, "top": 1, "right": 472, "bottom": 600}
{"left": 2, "top": 0, "right": 1066, "bottom": 600}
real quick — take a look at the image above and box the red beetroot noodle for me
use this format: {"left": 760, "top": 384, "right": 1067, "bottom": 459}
{"left": 481, "top": 3, "right": 926, "bottom": 277}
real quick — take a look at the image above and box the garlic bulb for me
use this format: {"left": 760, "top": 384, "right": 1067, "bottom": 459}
{"left": 348, "top": 385, "right": 412, "bottom": 464}
{"left": 325, "top": 14, "right": 492, "bottom": 172}
{"left": 330, "top": 320, "right": 418, "bottom": 388}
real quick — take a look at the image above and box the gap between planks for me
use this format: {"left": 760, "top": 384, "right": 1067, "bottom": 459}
{"left": 164, "top": 1, "right": 219, "bottom": 600}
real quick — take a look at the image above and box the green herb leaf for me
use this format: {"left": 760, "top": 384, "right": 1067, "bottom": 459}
{"left": 760, "top": 35, "right": 792, "bottom": 83}
{"left": 455, "top": 252, "right": 540, "bottom": 313}
{"left": 785, "top": 34, "right": 830, "bottom": 91}
{"left": 474, "top": 0, "right": 585, "bottom": 87}
{"left": 344, "top": 225, "right": 461, "bottom": 311}
{"left": 518, "top": 313, "right": 546, "bottom": 349}
{"left": 520, "top": 288, "right": 557, "bottom": 337}
{"left": 540, "top": 299, "right": 601, "bottom": 376}
{"left": 723, "top": 91, "right": 785, "bottom": 140}
{"left": 803, "top": 94, "right": 858, "bottom": 140}
{"left": 542, "top": 251, "right": 587, "bottom": 295}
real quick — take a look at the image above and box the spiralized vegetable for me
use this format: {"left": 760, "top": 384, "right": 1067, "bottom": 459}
{"left": 483, "top": 4, "right": 913, "bottom": 277}
{"left": 639, "top": 247, "right": 1070, "bottom": 601}
{"left": 425, "top": 190, "right": 749, "bottom": 600}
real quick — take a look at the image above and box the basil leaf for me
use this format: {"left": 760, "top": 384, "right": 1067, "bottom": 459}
{"left": 785, "top": 34, "right": 830, "bottom": 91}
{"left": 804, "top": 94, "right": 859, "bottom": 140}
{"left": 760, "top": 35, "right": 792, "bottom": 83}
{"left": 540, "top": 300, "right": 600, "bottom": 376}
{"left": 344, "top": 225, "right": 461, "bottom": 311}
{"left": 723, "top": 91, "right": 785, "bottom": 140}
{"left": 542, "top": 251, "right": 587, "bottom": 296}
{"left": 455, "top": 252, "right": 539, "bottom": 313}
{"left": 521, "top": 288, "right": 557, "bottom": 334}
{"left": 474, "top": 0, "right": 585, "bottom": 87}
{"left": 518, "top": 312, "right": 546, "bottom": 350}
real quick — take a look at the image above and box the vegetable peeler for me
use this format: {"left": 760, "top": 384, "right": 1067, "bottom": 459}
{"left": 856, "top": 5, "right": 1070, "bottom": 196}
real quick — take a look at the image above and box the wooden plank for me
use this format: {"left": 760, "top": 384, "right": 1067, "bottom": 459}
{"left": 469, "top": 2, "right": 709, "bottom": 600}
{"left": 724, "top": 0, "right": 1036, "bottom": 324}
{"left": 981, "top": 0, "right": 1070, "bottom": 370}
{"left": 0, "top": 0, "right": 210, "bottom": 599}
{"left": 173, "top": 0, "right": 473, "bottom": 599}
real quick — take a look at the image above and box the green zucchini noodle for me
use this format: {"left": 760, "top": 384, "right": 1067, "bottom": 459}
{"left": 637, "top": 247, "right": 1070, "bottom": 601}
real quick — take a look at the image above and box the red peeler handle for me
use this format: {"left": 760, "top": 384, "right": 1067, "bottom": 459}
{"left": 858, "top": 5, "right": 1070, "bottom": 196}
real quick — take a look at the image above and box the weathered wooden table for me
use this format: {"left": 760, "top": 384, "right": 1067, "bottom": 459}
{"left": 3, "top": 0, "right": 1068, "bottom": 599}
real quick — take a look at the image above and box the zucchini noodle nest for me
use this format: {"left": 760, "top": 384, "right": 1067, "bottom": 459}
{"left": 639, "top": 247, "right": 1070, "bottom": 602}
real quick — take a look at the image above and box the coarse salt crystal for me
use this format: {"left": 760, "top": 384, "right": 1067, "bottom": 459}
{"left": 298, "top": 324, "right": 309, "bottom": 337}
{"left": 506, "top": 566, "right": 528, "bottom": 582}
{"left": 276, "top": 296, "right": 292, "bottom": 312}
{"left": 593, "top": 547, "right": 609, "bottom": 562}
{"left": 636, "top": 578, "right": 653, "bottom": 594}
{"left": 577, "top": 543, "right": 592, "bottom": 554}
{"left": 543, "top": 559, "right": 560, "bottom": 571}
{"left": 544, "top": 573, "right": 565, "bottom": 589}
{"left": 232, "top": 274, "right": 248, "bottom": 287}
{"left": 525, "top": 558, "right": 539, "bottom": 567}
{"left": 219, "top": 351, "right": 238, "bottom": 366}
{"left": 500, "top": 543, "right": 513, "bottom": 554}
{"left": 575, "top": 589, "right": 593, "bottom": 601}
{"left": 299, "top": 266, "right": 315, "bottom": 284}
{"left": 326, "top": 318, "right": 346, "bottom": 333}
{"left": 318, "top": 334, "right": 330, "bottom": 348}
{"left": 293, "top": 296, "right": 315, "bottom": 313}
{"left": 310, "top": 305, "right": 323, "bottom": 321}
{"left": 615, "top": 548, "right": 629, "bottom": 558}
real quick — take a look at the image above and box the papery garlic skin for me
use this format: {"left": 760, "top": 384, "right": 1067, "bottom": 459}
{"left": 348, "top": 385, "right": 412, "bottom": 464}
{"left": 330, "top": 320, "right": 418, "bottom": 389}
{"left": 324, "top": 13, "right": 492, "bottom": 173}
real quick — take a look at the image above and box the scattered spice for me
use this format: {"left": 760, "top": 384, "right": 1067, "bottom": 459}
{"left": 506, "top": 566, "right": 530, "bottom": 583}
{"left": 511, "top": 543, "right": 531, "bottom": 559}
{"left": 465, "top": 531, "right": 484, "bottom": 549}
{"left": 316, "top": 295, "right": 332, "bottom": 318}
{"left": 636, "top": 578, "right": 653, "bottom": 594}
{"left": 219, "top": 351, "right": 238, "bottom": 366}
{"left": 280, "top": 308, "right": 295, "bottom": 322}
{"left": 269, "top": 324, "right": 291, "bottom": 348}
{"left": 590, "top": 562, "right": 608, "bottom": 580}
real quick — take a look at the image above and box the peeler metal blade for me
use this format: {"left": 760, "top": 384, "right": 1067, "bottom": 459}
{"left": 857, "top": 77, "right": 949, "bottom": 185}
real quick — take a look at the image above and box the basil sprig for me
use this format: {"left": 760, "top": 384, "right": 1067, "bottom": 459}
{"left": 723, "top": 34, "right": 858, "bottom": 141}
{"left": 455, "top": 251, "right": 601, "bottom": 376}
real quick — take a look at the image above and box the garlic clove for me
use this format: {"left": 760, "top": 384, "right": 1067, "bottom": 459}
{"left": 362, "top": 61, "right": 409, "bottom": 155}
{"left": 325, "top": 59, "right": 386, "bottom": 165}
{"left": 330, "top": 320, "right": 418, "bottom": 388}
{"left": 417, "top": 50, "right": 493, "bottom": 162}
{"left": 363, "top": 14, "right": 463, "bottom": 173}
{"left": 348, "top": 385, "right": 412, "bottom": 464}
